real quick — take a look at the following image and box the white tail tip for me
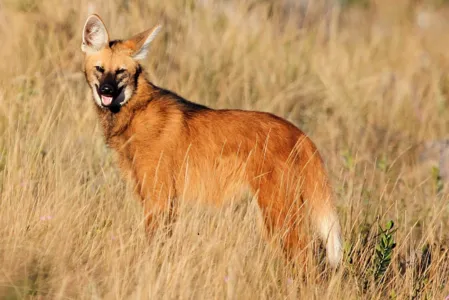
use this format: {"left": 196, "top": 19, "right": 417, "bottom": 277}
{"left": 319, "top": 212, "right": 343, "bottom": 268}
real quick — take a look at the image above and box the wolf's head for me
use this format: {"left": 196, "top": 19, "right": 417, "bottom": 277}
{"left": 81, "top": 14, "right": 161, "bottom": 113}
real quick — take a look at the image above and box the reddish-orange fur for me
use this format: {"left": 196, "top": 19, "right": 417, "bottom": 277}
{"left": 82, "top": 14, "right": 342, "bottom": 268}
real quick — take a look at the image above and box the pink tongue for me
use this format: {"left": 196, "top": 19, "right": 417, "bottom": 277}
{"left": 101, "top": 95, "right": 113, "bottom": 106}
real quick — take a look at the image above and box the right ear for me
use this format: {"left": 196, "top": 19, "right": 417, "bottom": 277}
{"left": 81, "top": 14, "right": 109, "bottom": 53}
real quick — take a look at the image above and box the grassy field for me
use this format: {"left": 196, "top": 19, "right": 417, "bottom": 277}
{"left": 1, "top": 0, "right": 449, "bottom": 299}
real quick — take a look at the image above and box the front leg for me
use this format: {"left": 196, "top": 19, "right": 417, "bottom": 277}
{"left": 132, "top": 152, "right": 178, "bottom": 242}
{"left": 144, "top": 195, "right": 178, "bottom": 241}
{"left": 139, "top": 171, "right": 177, "bottom": 242}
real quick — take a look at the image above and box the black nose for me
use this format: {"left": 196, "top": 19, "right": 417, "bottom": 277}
{"left": 99, "top": 84, "right": 115, "bottom": 95}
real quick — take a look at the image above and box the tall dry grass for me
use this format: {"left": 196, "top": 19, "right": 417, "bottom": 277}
{"left": 0, "top": 0, "right": 448, "bottom": 298}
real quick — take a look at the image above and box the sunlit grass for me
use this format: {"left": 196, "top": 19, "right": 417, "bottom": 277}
{"left": 0, "top": 0, "right": 448, "bottom": 299}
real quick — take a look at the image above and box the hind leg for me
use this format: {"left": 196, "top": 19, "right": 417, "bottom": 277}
{"left": 256, "top": 184, "right": 310, "bottom": 270}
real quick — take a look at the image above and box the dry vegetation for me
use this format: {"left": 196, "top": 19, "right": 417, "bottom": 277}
{"left": 1, "top": 0, "right": 449, "bottom": 298}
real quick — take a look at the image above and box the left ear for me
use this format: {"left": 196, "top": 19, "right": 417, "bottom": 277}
{"left": 125, "top": 25, "right": 162, "bottom": 61}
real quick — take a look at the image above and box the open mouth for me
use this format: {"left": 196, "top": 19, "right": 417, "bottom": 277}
{"left": 95, "top": 84, "right": 126, "bottom": 109}
{"left": 101, "top": 94, "right": 114, "bottom": 106}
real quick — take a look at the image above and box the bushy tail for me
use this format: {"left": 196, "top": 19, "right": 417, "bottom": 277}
{"left": 302, "top": 151, "right": 343, "bottom": 268}
{"left": 316, "top": 198, "right": 343, "bottom": 267}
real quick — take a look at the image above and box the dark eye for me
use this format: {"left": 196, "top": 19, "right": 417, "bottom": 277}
{"left": 116, "top": 68, "right": 126, "bottom": 75}
{"left": 95, "top": 66, "right": 105, "bottom": 73}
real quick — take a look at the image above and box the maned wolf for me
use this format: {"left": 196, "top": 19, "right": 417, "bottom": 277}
{"left": 81, "top": 14, "right": 343, "bottom": 268}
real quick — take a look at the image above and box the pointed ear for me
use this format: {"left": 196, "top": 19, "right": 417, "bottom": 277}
{"left": 125, "top": 25, "right": 162, "bottom": 61}
{"left": 82, "top": 14, "right": 109, "bottom": 53}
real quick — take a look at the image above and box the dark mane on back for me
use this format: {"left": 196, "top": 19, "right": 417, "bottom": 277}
{"left": 151, "top": 83, "right": 210, "bottom": 116}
